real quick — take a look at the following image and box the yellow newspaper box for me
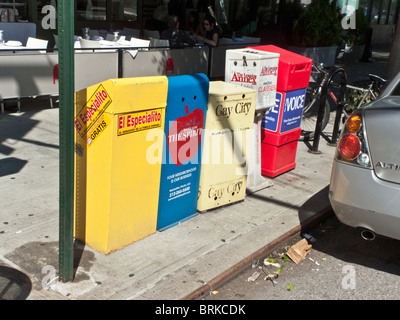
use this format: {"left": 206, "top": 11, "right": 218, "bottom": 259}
{"left": 197, "top": 81, "right": 256, "bottom": 212}
{"left": 74, "top": 77, "right": 168, "bottom": 254}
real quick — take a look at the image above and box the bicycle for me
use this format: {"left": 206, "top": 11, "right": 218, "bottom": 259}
{"left": 300, "top": 62, "right": 387, "bottom": 141}
{"left": 300, "top": 62, "right": 333, "bottom": 141}
{"left": 341, "top": 74, "right": 387, "bottom": 119}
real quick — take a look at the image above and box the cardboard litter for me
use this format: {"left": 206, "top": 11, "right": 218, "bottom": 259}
{"left": 287, "top": 238, "right": 312, "bottom": 264}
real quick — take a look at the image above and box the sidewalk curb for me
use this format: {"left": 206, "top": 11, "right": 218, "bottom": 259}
{"left": 183, "top": 206, "right": 333, "bottom": 300}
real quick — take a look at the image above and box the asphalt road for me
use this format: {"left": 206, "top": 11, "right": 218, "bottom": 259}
{"left": 199, "top": 212, "right": 400, "bottom": 300}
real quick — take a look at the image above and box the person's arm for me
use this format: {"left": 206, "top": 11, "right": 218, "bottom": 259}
{"left": 183, "top": 32, "right": 195, "bottom": 46}
{"left": 209, "top": 32, "right": 219, "bottom": 47}
{"left": 196, "top": 32, "right": 218, "bottom": 46}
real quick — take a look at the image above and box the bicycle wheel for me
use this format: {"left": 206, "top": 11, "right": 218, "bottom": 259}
{"left": 300, "top": 87, "right": 330, "bottom": 141}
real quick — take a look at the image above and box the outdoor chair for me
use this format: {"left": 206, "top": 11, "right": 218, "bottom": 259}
{"left": 143, "top": 29, "right": 160, "bottom": 40}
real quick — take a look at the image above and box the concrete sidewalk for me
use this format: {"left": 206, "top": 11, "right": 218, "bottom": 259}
{"left": 0, "top": 54, "right": 388, "bottom": 300}
{"left": 0, "top": 100, "right": 335, "bottom": 301}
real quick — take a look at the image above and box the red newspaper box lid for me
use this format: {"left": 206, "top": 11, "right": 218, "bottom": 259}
{"left": 249, "top": 45, "right": 312, "bottom": 92}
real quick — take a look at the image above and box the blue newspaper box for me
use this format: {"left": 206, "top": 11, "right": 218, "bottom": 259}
{"left": 157, "top": 74, "right": 209, "bottom": 230}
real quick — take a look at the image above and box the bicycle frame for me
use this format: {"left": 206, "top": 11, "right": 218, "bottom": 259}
{"left": 310, "top": 64, "right": 381, "bottom": 112}
{"left": 346, "top": 83, "right": 378, "bottom": 110}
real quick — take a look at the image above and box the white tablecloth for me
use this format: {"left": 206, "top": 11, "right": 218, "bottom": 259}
{"left": 0, "top": 22, "right": 36, "bottom": 46}
{"left": 75, "top": 38, "right": 149, "bottom": 49}
{"left": 0, "top": 42, "right": 26, "bottom": 54}
{"left": 74, "top": 38, "right": 150, "bottom": 57}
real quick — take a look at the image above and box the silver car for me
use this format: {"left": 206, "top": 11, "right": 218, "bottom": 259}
{"left": 329, "top": 72, "right": 400, "bottom": 241}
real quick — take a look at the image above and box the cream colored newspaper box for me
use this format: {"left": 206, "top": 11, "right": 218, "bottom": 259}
{"left": 225, "top": 48, "right": 279, "bottom": 193}
{"left": 197, "top": 81, "right": 256, "bottom": 211}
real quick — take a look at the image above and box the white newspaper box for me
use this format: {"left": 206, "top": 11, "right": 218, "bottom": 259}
{"left": 225, "top": 48, "right": 279, "bottom": 112}
{"left": 225, "top": 48, "right": 279, "bottom": 193}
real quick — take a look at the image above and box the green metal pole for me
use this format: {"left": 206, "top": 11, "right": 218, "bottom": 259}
{"left": 58, "top": 0, "right": 75, "bottom": 283}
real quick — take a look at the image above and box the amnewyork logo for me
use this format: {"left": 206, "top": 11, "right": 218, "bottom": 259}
{"left": 74, "top": 84, "right": 112, "bottom": 138}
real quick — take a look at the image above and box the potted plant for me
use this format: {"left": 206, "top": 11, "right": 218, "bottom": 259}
{"left": 289, "top": 0, "right": 341, "bottom": 66}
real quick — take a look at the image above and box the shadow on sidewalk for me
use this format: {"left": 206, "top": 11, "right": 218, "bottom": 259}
{"left": 247, "top": 185, "right": 331, "bottom": 226}
{"left": 298, "top": 185, "right": 332, "bottom": 228}
{"left": 0, "top": 98, "right": 59, "bottom": 176}
{"left": 0, "top": 265, "right": 32, "bottom": 300}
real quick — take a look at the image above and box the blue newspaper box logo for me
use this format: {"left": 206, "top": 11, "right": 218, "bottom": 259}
{"left": 280, "top": 88, "right": 306, "bottom": 133}
{"left": 263, "top": 92, "right": 282, "bottom": 132}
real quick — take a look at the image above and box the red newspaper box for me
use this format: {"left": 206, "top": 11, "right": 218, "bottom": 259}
{"left": 249, "top": 45, "right": 312, "bottom": 177}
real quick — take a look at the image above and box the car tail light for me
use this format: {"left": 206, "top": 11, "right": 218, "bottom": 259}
{"left": 339, "top": 134, "right": 361, "bottom": 160}
{"left": 336, "top": 111, "right": 371, "bottom": 168}
{"left": 346, "top": 114, "right": 362, "bottom": 133}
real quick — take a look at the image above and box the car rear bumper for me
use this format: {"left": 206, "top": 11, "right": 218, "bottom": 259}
{"left": 329, "top": 160, "right": 400, "bottom": 240}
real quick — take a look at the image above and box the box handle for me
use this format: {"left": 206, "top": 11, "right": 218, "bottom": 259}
{"left": 291, "top": 64, "right": 306, "bottom": 73}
